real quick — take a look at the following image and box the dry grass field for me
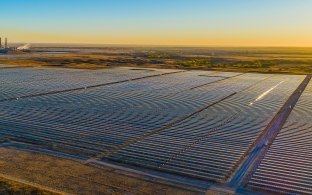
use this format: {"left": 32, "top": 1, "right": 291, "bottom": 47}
{"left": 0, "top": 149, "right": 204, "bottom": 195}
{"left": 0, "top": 176, "right": 56, "bottom": 195}
{"left": 1, "top": 47, "right": 312, "bottom": 74}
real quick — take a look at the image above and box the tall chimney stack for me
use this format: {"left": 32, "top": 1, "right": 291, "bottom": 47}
{"left": 5, "top": 38, "right": 7, "bottom": 48}
{"left": 0, "top": 37, "right": 2, "bottom": 48}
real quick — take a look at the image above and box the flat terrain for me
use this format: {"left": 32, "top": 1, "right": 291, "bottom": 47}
{"left": 1, "top": 47, "right": 312, "bottom": 74}
{"left": 0, "top": 175, "right": 56, "bottom": 195}
{"left": 0, "top": 65, "right": 311, "bottom": 194}
{"left": 0, "top": 148, "right": 201, "bottom": 195}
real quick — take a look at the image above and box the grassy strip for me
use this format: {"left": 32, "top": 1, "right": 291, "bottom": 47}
{"left": 0, "top": 177, "right": 57, "bottom": 195}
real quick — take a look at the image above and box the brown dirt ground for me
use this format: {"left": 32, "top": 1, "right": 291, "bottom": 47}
{"left": 0, "top": 176, "right": 56, "bottom": 195}
{"left": 0, "top": 148, "right": 205, "bottom": 195}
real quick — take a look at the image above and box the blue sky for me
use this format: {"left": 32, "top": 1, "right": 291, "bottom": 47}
{"left": 1, "top": 0, "right": 312, "bottom": 46}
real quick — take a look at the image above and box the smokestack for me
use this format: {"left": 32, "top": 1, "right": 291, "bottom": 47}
{"left": 5, "top": 38, "right": 7, "bottom": 48}
{"left": 0, "top": 37, "right": 2, "bottom": 48}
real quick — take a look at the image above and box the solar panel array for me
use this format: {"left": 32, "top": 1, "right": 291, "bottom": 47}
{"left": 0, "top": 67, "right": 309, "bottom": 193}
{"left": 106, "top": 75, "right": 305, "bottom": 182}
{"left": 0, "top": 67, "right": 179, "bottom": 101}
{"left": 0, "top": 68, "right": 240, "bottom": 157}
{"left": 247, "top": 81, "right": 312, "bottom": 194}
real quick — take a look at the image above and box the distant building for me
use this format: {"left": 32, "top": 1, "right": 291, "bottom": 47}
{"left": 0, "top": 37, "right": 9, "bottom": 54}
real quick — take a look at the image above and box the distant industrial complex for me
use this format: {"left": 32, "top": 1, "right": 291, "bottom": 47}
{"left": 0, "top": 37, "right": 31, "bottom": 54}
{"left": 0, "top": 37, "right": 9, "bottom": 54}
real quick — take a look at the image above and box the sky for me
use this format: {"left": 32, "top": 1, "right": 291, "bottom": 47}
{"left": 1, "top": 0, "right": 312, "bottom": 46}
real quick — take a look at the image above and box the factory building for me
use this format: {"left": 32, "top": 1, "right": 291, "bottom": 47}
{"left": 0, "top": 37, "right": 9, "bottom": 54}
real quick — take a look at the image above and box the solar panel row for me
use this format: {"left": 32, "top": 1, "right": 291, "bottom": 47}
{"left": 247, "top": 81, "right": 312, "bottom": 194}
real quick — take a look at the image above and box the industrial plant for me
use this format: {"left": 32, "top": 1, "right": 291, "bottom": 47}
{"left": 0, "top": 37, "right": 32, "bottom": 54}
{"left": 0, "top": 37, "right": 9, "bottom": 54}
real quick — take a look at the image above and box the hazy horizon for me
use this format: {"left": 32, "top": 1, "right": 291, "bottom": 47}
{"left": 9, "top": 42, "right": 312, "bottom": 48}
{"left": 2, "top": 0, "right": 312, "bottom": 47}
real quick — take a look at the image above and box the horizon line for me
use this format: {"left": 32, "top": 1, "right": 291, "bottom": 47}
{"left": 9, "top": 42, "right": 312, "bottom": 48}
